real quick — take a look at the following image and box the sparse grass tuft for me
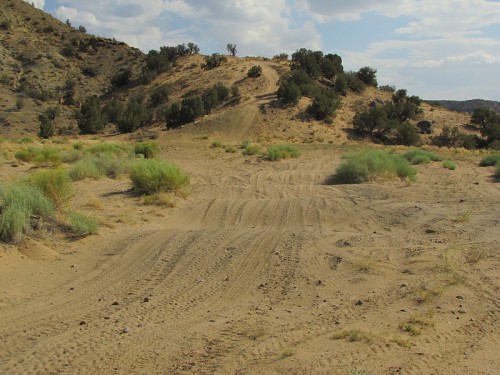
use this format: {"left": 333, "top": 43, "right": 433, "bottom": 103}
{"left": 479, "top": 154, "right": 500, "bottom": 167}
{"left": 134, "top": 141, "right": 159, "bottom": 159}
{"left": 332, "top": 329, "right": 373, "bottom": 343}
{"left": 28, "top": 169, "right": 74, "bottom": 208}
{"left": 247, "top": 326, "right": 266, "bottom": 341}
{"left": 450, "top": 210, "right": 471, "bottom": 223}
{"left": 331, "top": 149, "right": 416, "bottom": 184}
{"left": 442, "top": 160, "right": 457, "bottom": 170}
{"left": 130, "top": 159, "right": 189, "bottom": 194}
{"left": 142, "top": 193, "right": 176, "bottom": 207}
{"left": 224, "top": 146, "right": 237, "bottom": 153}
{"left": 412, "top": 284, "right": 443, "bottom": 305}
{"left": 67, "top": 211, "right": 98, "bottom": 237}
{"left": 465, "top": 247, "right": 487, "bottom": 264}
{"left": 391, "top": 337, "right": 413, "bottom": 349}
{"left": 211, "top": 140, "right": 224, "bottom": 148}
{"left": 267, "top": 145, "right": 300, "bottom": 161}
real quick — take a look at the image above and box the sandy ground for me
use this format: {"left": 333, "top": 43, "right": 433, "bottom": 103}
{"left": 0, "top": 61, "right": 499, "bottom": 375}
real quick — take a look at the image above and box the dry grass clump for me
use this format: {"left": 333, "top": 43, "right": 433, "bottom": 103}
{"left": 332, "top": 329, "right": 373, "bottom": 343}
{"left": 28, "top": 168, "right": 74, "bottom": 208}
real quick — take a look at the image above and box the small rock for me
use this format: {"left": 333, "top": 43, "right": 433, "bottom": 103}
{"left": 258, "top": 283, "right": 266, "bottom": 289}
{"left": 111, "top": 301, "right": 119, "bottom": 306}
{"left": 315, "top": 280, "right": 323, "bottom": 286}
{"left": 400, "top": 283, "right": 408, "bottom": 288}
{"left": 122, "top": 327, "right": 129, "bottom": 334}
{"left": 79, "top": 321, "right": 86, "bottom": 325}
{"left": 335, "top": 320, "right": 341, "bottom": 325}
{"left": 355, "top": 299, "right": 364, "bottom": 306}
{"left": 456, "top": 295, "right": 465, "bottom": 300}
{"left": 143, "top": 297, "right": 150, "bottom": 303}
{"left": 458, "top": 309, "right": 467, "bottom": 314}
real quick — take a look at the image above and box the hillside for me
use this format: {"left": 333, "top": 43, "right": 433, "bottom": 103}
{"left": 427, "top": 99, "right": 500, "bottom": 114}
{"left": 0, "top": 0, "right": 144, "bottom": 138}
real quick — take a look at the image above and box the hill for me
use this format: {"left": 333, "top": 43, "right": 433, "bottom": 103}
{"left": 0, "top": 0, "right": 144, "bottom": 138}
{"left": 427, "top": 99, "right": 500, "bottom": 113}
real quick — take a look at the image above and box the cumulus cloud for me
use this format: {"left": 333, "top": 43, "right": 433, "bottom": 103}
{"left": 24, "top": 0, "right": 45, "bottom": 9}
{"left": 49, "top": 0, "right": 321, "bottom": 55}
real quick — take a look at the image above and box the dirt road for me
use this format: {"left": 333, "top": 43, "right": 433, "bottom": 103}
{"left": 0, "top": 64, "right": 499, "bottom": 375}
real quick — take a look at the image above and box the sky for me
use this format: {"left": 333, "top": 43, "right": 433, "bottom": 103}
{"left": 29, "top": 0, "right": 500, "bottom": 101}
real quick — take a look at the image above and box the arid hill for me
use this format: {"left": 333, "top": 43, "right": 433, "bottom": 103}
{"left": 0, "top": 0, "right": 144, "bottom": 138}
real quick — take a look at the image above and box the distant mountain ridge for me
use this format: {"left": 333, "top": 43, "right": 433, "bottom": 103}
{"left": 426, "top": 99, "right": 500, "bottom": 113}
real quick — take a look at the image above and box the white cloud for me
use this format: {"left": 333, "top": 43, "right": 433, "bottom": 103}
{"left": 24, "top": 0, "right": 45, "bottom": 9}
{"left": 49, "top": 0, "right": 321, "bottom": 55}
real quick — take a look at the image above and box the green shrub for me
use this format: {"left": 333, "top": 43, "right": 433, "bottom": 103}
{"left": 134, "top": 141, "right": 159, "bottom": 159}
{"left": 479, "top": 154, "right": 500, "bottom": 167}
{"left": 73, "top": 142, "right": 85, "bottom": 150}
{"left": 443, "top": 160, "right": 457, "bottom": 170}
{"left": 267, "top": 145, "right": 300, "bottom": 161}
{"left": 130, "top": 159, "right": 189, "bottom": 194}
{"left": 93, "top": 154, "right": 130, "bottom": 178}
{"left": 28, "top": 169, "right": 74, "bottom": 208}
{"left": 69, "top": 158, "right": 104, "bottom": 180}
{"left": 62, "top": 149, "right": 84, "bottom": 163}
{"left": 402, "top": 150, "right": 443, "bottom": 165}
{"left": 332, "top": 149, "right": 417, "bottom": 184}
{"left": 242, "top": 144, "right": 262, "bottom": 156}
{"left": 15, "top": 146, "right": 62, "bottom": 167}
{"left": 247, "top": 65, "right": 262, "bottom": 78}
{"left": 241, "top": 140, "right": 251, "bottom": 149}
{"left": 0, "top": 183, "right": 55, "bottom": 241}
{"left": 67, "top": 211, "right": 98, "bottom": 237}
{"left": 224, "top": 146, "right": 236, "bottom": 153}
{"left": 495, "top": 163, "right": 500, "bottom": 177}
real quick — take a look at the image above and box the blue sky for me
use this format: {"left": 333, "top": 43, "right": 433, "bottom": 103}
{"left": 30, "top": 0, "right": 500, "bottom": 100}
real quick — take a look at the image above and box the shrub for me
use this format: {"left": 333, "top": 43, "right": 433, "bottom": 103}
{"left": 130, "top": 159, "right": 189, "bottom": 194}
{"left": 117, "top": 100, "right": 150, "bottom": 133}
{"left": 202, "top": 53, "right": 227, "bottom": 70}
{"left": 67, "top": 211, "right": 98, "bottom": 237}
{"left": 395, "top": 122, "right": 421, "bottom": 146}
{"left": 247, "top": 65, "right": 262, "bottom": 78}
{"left": 62, "top": 149, "right": 84, "bottom": 163}
{"left": 277, "top": 81, "right": 301, "bottom": 104}
{"left": 307, "top": 90, "right": 341, "bottom": 120}
{"left": 134, "top": 141, "right": 159, "bottom": 159}
{"left": 111, "top": 68, "right": 132, "bottom": 87}
{"left": 149, "top": 84, "right": 171, "bottom": 107}
{"left": 479, "top": 154, "right": 500, "bottom": 167}
{"left": 443, "top": 160, "right": 457, "bottom": 170}
{"left": 38, "top": 114, "right": 54, "bottom": 139}
{"left": 68, "top": 158, "right": 103, "bottom": 180}
{"left": 331, "top": 149, "right": 417, "bottom": 184}
{"left": 92, "top": 154, "right": 131, "bottom": 178}
{"left": 28, "top": 169, "right": 74, "bottom": 208}
{"left": 242, "top": 144, "right": 262, "bottom": 156}
{"left": 496, "top": 163, "right": 500, "bottom": 177}
{"left": 267, "top": 145, "right": 300, "bottom": 161}
{"left": 224, "top": 146, "right": 236, "bottom": 153}
{"left": 15, "top": 146, "right": 62, "bottom": 167}
{"left": 77, "top": 96, "right": 107, "bottom": 134}
{"left": 402, "top": 150, "right": 443, "bottom": 165}
{"left": 0, "top": 183, "right": 55, "bottom": 241}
